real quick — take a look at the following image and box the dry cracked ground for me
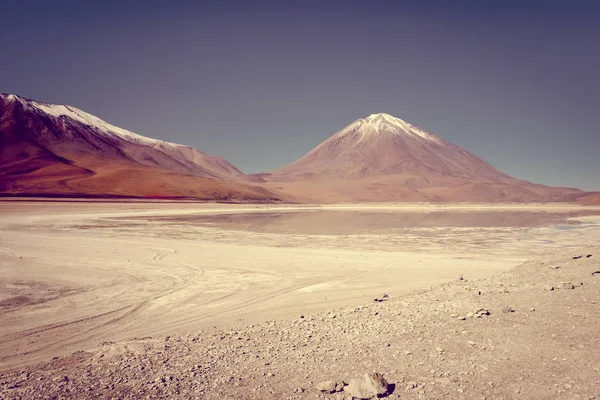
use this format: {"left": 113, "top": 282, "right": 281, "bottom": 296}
{"left": 1, "top": 246, "right": 599, "bottom": 399}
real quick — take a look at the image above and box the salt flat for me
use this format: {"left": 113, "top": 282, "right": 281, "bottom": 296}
{"left": 1, "top": 201, "right": 599, "bottom": 372}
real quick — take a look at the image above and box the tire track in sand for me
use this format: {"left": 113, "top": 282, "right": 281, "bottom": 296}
{"left": 0, "top": 248, "right": 204, "bottom": 372}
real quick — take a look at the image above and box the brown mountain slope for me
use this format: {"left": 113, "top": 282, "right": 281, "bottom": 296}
{"left": 263, "top": 113, "right": 586, "bottom": 203}
{"left": 0, "top": 94, "right": 280, "bottom": 202}
{"left": 578, "top": 192, "right": 600, "bottom": 205}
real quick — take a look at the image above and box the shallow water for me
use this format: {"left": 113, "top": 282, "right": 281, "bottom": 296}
{"left": 141, "top": 210, "right": 600, "bottom": 235}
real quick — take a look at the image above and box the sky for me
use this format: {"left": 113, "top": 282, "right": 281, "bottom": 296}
{"left": 2, "top": 0, "right": 599, "bottom": 190}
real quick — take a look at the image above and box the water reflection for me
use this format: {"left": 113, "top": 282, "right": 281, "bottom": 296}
{"left": 147, "top": 210, "right": 600, "bottom": 235}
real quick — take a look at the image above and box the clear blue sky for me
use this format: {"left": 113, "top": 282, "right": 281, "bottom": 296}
{"left": 2, "top": 0, "right": 599, "bottom": 190}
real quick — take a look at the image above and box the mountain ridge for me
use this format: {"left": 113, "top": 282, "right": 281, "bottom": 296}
{"left": 0, "top": 94, "right": 281, "bottom": 202}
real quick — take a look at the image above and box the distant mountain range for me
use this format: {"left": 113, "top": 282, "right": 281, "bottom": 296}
{"left": 0, "top": 94, "right": 595, "bottom": 203}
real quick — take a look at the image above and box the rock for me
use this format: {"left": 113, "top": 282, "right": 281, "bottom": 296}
{"left": 560, "top": 283, "right": 575, "bottom": 290}
{"left": 52, "top": 375, "right": 69, "bottom": 383}
{"left": 294, "top": 387, "right": 304, "bottom": 393}
{"left": 316, "top": 380, "right": 345, "bottom": 394}
{"left": 545, "top": 285, "right": 555, "bottom": 291}
{"left": 374, "top": 294, "right": 388, "bottom": 302}
{"left": 549, "top": 265, "right": 560, "bottom": 270}
{"left": 474, "top": 309, "right": 490, "bottom": 318}
{"left": 502, "top": 306, "right": 515, "bottom": 313}
{"left": 573, "top": 255, "right": 582, "bottom": 260}
{"left": 592, "top": 271, "right": 600, "bottom": 277}
{"left": 344, "top": 372, "right": 389, "bottom": 399}
{"left": 587, "top": 254, "right": 593, "bottom": 258}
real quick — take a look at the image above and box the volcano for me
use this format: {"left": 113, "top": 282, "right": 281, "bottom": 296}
{"left": 0, "top": 94, "right": 279, "bottom": 202}
{"left": 262, "top": 113, "right": 584, "bottom": 203}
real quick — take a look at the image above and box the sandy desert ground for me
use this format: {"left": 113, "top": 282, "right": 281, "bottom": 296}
{"left": 1, "top": 201, "right": 600, "bottom": 399}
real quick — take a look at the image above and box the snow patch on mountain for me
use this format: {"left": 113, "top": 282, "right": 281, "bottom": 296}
{"left": 2, "top": 93, "right": 173, "bottom": 147}
{"left": 36, "top": 103, "right": 165, "bottom": 146}
{"left": 341, "top": 113, "right": 443, "bottom": 145}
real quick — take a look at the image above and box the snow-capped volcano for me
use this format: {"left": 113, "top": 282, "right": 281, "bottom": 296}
{"left": 262, "top": 113, "right": 584, "bottom": 203}
{"left": 0, "top": 94, "right": 278, "bottom": 201}
{"left": 269, "top": 112, "right": 508, "bottom": 181}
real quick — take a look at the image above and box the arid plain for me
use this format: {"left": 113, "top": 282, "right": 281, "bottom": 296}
{"left": 2, "top": 201, "right": 599, "bottom": 378}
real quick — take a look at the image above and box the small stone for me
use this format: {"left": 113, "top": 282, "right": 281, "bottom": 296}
{"left": 502, "top": 306, "right": 515, "bottom": 313}
{"left": 545, "top": 286, "right": 555, "bottom": 291}
{"left": 344, "top": 372, "right": 389, "bottom": 399}
{"left": 435, "top": 347, "right": 444, "bottom": 352}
